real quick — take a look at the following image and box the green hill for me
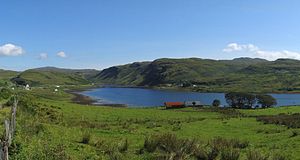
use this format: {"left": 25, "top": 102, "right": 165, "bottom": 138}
{"left": 14, "top": 67, "right": 99, "bottom": 86}
{"left": 93, "top": 62, "right": 150, "bottom": 85}
{"left": 0, "top": 69, "right": 19, "bottom": 86}
{"left": 0, "top": 69, "right": 19, "bottom": 80}
{"left": 7, "top": 58, "right": 300, "bottom": 92}
{"left": 93, "top": 57, "right": 300, "bottom": 92}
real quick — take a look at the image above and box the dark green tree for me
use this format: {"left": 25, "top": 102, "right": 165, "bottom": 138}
{"left": 225, "top": 92, "right": 239, "bottom": 108}
{"left": 212, "top": 99, "right": 221, "bottom": 107}
{"left": 225, "top": 92, "right": 256, "bottom": 109}
{"left": 256, "top": 94, "right": 277, "bottom": 108}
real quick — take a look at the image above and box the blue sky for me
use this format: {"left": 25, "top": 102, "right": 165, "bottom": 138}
{"left": 1, "top": 0, "right": 300, "bottom": 71}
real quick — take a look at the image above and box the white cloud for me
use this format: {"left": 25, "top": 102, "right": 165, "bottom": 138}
{"left": 38, "top": 53, "right": 48, "bottom": 60}
{"left": 0, "top": 43, "right": 24, "bottom": 56}
{"left": 255, "top": 50, "right": 300, "bottom": 60}
{"left": 57, "top": 51, "right": 67, "bottom": 58}
{"left": 223, "top": 43, "right": 300, "bottom": 60}
{"left": 223, "top": 43, "right": 258, "bottom": 52}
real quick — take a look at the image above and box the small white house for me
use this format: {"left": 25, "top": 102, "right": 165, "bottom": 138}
{"left": 184, "top": 101, "right": 202, "bottom": 107}
{"left": 54, "top": 88, "right": 58, "bottom": 92}
{"left": 25, "top": 84, "right": 30, "bottom": 90}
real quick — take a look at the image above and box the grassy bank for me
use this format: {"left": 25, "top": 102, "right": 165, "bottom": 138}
{"left": 1, "top": 88, "right": 299, "bottom": 159}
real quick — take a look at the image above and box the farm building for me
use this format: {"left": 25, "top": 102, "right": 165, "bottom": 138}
{"left": 25, "top": 84, "right": 30, "bottom": 90}
{"left": 164, "top": 102, "right": 185, "bottom": 109}
{"left": 184, "top": 101, "right": 202, "bottom": 107}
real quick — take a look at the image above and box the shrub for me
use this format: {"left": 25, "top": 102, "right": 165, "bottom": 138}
{"left": 96, "top": 141, "right": 124, "bottom": 160}
{"left": 142, "top": 133, "right": 200, "bottom": 159}
{"left": 290, "top": 130, "right": 299, "bottom": 138}
{"left": 212, "top": 99, "right": 221, "bottom": 107}
{"left": 141, "top": 133, "right": 249, "bottom": 160}
{"left": 0, "top": 88, "right": 12, "bottom": 100}
{"left": 81, "top": 132, "right": 91, "bottom": 144}
{"left": 107, "top": 151, "right": 123, "bottom": 160}
{"left": 12, "top": 143, "right": 71, "bottom": 160}
{"left": 256, "top": 113, "right": 300, "bottom": 128}
{"left": 220, "top": 148, "right": 240, "bottom": 160}
{"left": 246, "top": 150, "right": 269, "bottom": 160}
{"left": 118, "top": 139, "right": 129, "bottom": 153}
{"left": 193, "top": 146, "right": 208, "bottom": 160}
{"left": 210, "top": 137, "right": 249, "bottom": 150}
{"left": 143, "top": 136, "right": 159, "bottom": 153}
{"left": 213, "top": 108, "right": 244, "bottom": 119}
{"left": 172, "top": 123, "right": 182, "bottom": 131}
{"left": 18, "top": 119, "right": 44, "bottom": 135}
{"left": 271, "top": 152, "right": 288, "bottom": 160}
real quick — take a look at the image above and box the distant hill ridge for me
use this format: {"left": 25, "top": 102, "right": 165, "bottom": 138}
{"left": 3, "top": 57, "right": 300, "bottom": 92}
{"left": 94, "top": 57, "right": 269, "bottom": 86}
{"left": 12, "top": 67, "right": 99, "bottom": 86}
{"left": 93, "top": 57, "right": 300, "bottom": 92}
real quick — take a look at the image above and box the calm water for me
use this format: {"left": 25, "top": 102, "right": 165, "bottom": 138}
{"left": 79, "top": 87, "right": 300, "bottom": 107}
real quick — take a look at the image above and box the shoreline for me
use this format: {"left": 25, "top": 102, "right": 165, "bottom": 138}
{"left": 67, "top": 88, "right": 128, "bottom": 108}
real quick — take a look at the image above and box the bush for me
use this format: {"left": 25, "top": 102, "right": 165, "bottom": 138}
{"left": 0, "top": 88, "right": 12, "bottom": 100}
{"left": 143, "top": 136, "right": 159, "bottom": 153}
{"left": 212, "top": 99, "right": 221, "bottom": 107}
{"left": 142, "top": 133, "right": 200, "bottom": 159}
{"left": 12, "top": 143, "right": 71, "bottom": 160}
{"left": 81, "top": 132, "right": 91, "bottom": 144}
{"left": 141, "top": 133, "right": 249, "bottom": 160}
{"left": 213, "top": 108, "right": 244, "bottom": 119}
{"left": 210, "top": 137, "right": 249, "bottom": 150}
{"left": 118, "top": 139, "right": 129, "bottom": 153}
{"left": 256, "top": 113, "right": 300, "bottom": 128}
{"left": 246, "top": 150, "right": 269, "bottom": 160}
{"left": 93, "top": 138, "right": 127, "bottom": 159}
{"left": 220, "top": 148, "right": 240, "bottom": 160}
{"left": 271, "top": 152, "right": 288, "bottom": 160}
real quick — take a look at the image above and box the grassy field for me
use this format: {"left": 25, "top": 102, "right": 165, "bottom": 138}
{"left": 0, "top": 87, "right": 299, "bottom": 159}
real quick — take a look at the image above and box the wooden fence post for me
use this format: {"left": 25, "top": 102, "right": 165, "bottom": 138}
{"left": 1, "top": 120, "right": 10, "bottom": 160}
{"left": 0, "top": 95, "right": 18, "bottom": 160}
{"left": 9, "top": 96, "right": 18, "bottom": 140}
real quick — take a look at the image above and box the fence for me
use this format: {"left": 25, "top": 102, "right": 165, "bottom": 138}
{"left": 0, "top": 96, "right": 18, "bottom": 160}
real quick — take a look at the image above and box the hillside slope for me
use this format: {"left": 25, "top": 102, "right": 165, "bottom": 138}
{"left": 15, "top": 67, "right": 98, "bottom": 86}
{"left": 93, "top": 58, "right": 300, "bottom": 92}
{"left": 0, "top": 69, "right": 19, "bottom": 80}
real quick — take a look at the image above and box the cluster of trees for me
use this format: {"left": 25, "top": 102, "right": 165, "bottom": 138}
{"left": 225, "top": 92, "right": 277, "bottom": 109}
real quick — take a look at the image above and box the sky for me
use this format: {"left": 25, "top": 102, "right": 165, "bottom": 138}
{"left": 1, "top": 0, "right": 300, "bottom": 71}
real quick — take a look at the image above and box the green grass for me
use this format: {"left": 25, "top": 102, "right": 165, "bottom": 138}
{"left": 1, "top": 88, "right": 298, "bottom": 159}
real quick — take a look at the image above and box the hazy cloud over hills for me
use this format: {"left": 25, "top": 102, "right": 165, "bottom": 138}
{"left": 223, "top": 43, "right": 300, "bottom": 60}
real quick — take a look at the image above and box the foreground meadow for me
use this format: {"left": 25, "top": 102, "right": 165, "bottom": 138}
{"left": 1, "top": 88, "right": 299, "bottom": 159}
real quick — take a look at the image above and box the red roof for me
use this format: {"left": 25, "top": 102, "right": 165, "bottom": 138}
{"left": 164, "top": 102, "right": 184, "bottom": 107}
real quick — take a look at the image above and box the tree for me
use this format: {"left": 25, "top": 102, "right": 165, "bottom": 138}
{"left": 256, "top": 94, "right": 277, "bottom": 108}
{"left": 225, "top": 92, "right": 256, "bottom": 109}
{"left": 225, "top": 92, "right": 239, "bottom": 108}
{"left": 212, "top": 99, "right": 221, "bottom": 107}
{"left": 243, "top": 93, "right": 256, "bottom": 109}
